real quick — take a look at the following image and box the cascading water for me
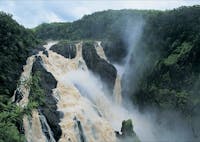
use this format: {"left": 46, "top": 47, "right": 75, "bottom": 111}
{"left": 12, "top": 55, "right": 35, "bottom": 107}
{"left": 13, "top": 40, "right": 143, "bottom": 142}
{"left": 39, "top": 111, "right": 56, "bottom": 142}
{"left": 40, "top": 42, "right": 117, "bottom": 142}
{"left": 95, "top": 41, "right": 122, "bottom": 104}
{"left": 11, "top": 38, "right": 196, "bottom": 142}
{"left": 95, "top": 41, "right": 108, "bottom": 61}
{"left": 12, "top": 41, "right": 59, "bottom": 142}
{"left": 23, "top": 110, "right": 47, "bottom": 142}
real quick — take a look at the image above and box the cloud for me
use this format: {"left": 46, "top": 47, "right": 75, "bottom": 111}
{"left": 0, "top": 0, "right": 199, "bottom": 28}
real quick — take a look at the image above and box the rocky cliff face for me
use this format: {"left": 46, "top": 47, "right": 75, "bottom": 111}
{"left": 50, "top": 41, "right": 76, "bottom": 59}
{"left": 31, "top": 56, "right": 62, "bottom": 141}
{"left": 82, "top": 41, "right": 117, "bottom": 94}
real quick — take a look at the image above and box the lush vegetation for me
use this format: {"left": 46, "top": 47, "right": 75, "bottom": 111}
{"left": 0, "top": 12, "right": 40, "bottom": 141}
{"left": 26, "top": 71, "right": 45, "bottom": 112}
{"left": 33, "top": 22, "right": 71, "bottom": 40}
{"left": 126, "top": 6, "right": 200, "bottom": 138}
{"left": 132, "top": 5, "right": 200, "bottom": 118}
{"left": 0, "top": 103, "right": 25, "bottom": 142}
{"left": 0, "top": 12, "right": 40, "bottom": 98}
{"left": 34, "top": 9, "right": 156, "bottom": 62}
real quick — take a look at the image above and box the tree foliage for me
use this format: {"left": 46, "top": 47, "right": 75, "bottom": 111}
{"left": 0, "top": 11, "right": 40, "bottom": 141}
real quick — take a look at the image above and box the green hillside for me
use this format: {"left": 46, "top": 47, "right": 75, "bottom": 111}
{"left": 0, "top": 12, "right": 40, "bottom": 141}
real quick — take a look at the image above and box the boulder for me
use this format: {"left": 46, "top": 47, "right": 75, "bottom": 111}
{"left": 43, "top": 50, "right": 49, "bottom": 57}
{"left": 50, "top": 42, "right": 76, "bottom": 59}
{"left": 13, "top": 89, "right": 23, "bottom": 103}
{"left": 82, "top": 42, "right": 117, "bottom": 94}
{"left": 116, "top": 119, "right": 140, "bottom": 142}
{"left": 73, "top": 117, "right": 86, "bottom": 142}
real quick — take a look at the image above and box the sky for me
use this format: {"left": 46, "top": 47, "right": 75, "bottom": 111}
{"left": 0, "top": 0, "right": 199, "bottom": 28}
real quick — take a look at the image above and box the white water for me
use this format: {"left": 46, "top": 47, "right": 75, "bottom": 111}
{"left": 43, "top": 41, "right": 59, "bottom": 50}
{"left": 13, "top": 40, "right": 147, "bottom": 142}
{"left": 40, "top": 42, "right": 117, "bottom": 142}
{"left": 95, "top": 41, "right": 122, "bottom": 104}
{"left": 11, "top": 38, "right": 195, "bottom": 142}
{"left": 39, "top": 112, "right": 56, "bottom": 142}
{"left": 12, "top": 55, "right": 35, "bottom": 107}
{"left": 95, "top": 41, "right": 108, "bottom": 61}
{"left": 23, "top": 110, "right": 47, "bottom": 142}
{"left": 12, "top": 42, "right": 59, "bottom": 142}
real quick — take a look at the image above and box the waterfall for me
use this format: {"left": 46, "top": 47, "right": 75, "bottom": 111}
{"left": 23, "top": 110, "right": 47, "bottom": 142}
{"left": 95, "top": 41, "right": 122, "bottom": 104}
{"left": 12, "top": 41, "right": 59, "bottom": 142}
{"left": 12, "top": 39, "right": 195, "bottom": 142}
{"left": 23, "top": 109, "right": 57, "bottom": 142}
{"left": 40, "top": 42, "right": 117, "bottom": 142}
{"left": 43, "top": 41, "right": 59, "bottom": 50}
{"left": 12, "top": 52, "right": 48, "bottom": 142}
{"left": 95, "top": 41, "right": 108, "bottom": 61}
{"left": 13, "top": 40, "right": 137, "bottom": 142}
{"left": 39, "top": 110, "right": 56, "bottom": 142}
{"left": 113, "top": 75, "right": 122, "bottom": 104}
{"left": 12, "top": 55, "right": 35, "bottom": 107}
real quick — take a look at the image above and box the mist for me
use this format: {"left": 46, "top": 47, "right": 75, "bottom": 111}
{"left": 111, "top": 15, "right": 197, "bottom": 142}
{"left": 112, "top": 15, "right": 147, "bottom": 98}
{"left": 59, "top": 65, "right": 194, "bottom": 142}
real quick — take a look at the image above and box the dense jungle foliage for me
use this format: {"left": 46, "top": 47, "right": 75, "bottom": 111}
{"left": 0, "top": 12, "right": 40, "bottom": 141}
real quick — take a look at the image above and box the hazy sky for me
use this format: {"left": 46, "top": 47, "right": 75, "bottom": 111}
{"left": 0, "top": 0, "right": 199, "bottom": 28}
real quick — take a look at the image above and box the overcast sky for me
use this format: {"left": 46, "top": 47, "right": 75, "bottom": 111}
{"left": 0, "top": 0, "right": 199, "bottom": 28}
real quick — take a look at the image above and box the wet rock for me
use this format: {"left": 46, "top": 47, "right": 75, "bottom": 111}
{"left": 16, "top": 120, "right": 24, "bottom": 134}
{"left": 73, "top": 117, "right": 86, "bottom": 142}
{"left": 13, "top": 89, "right": 23, "bottom": 103}
{"left": 38, "top": 110, "right": 56, "bottom": 142}
{"left": 116, "top": 119, "right": 140, "bottom": 142}
{"left": 82, "top": 41, "right": 117, "bottom": 94}
{"left": 32, "top": 56, "right": 57, "bottom": 95}
{"left": 43, "top": 50, "right": 49, "bottom": 57}
{"left": 31, "top": 56, "right": 62, "bottom": 141}
{"left": 50, "top": 42, "right": 76, "bottom": 59}
{"left": 29, "top": 45, "right": 45, "bottom": 56}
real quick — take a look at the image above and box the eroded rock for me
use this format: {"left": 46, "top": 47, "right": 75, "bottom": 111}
{"left": 82, "top": 41, "right": 117, "bottom": 94}
{"left": 116, "top": 119, "right": 140, "bottom": 142}
{"left": 30, "top": 56, "right": 62, "bottom": 141}
{"left": 50, "top": 41, "right": 76, "bottom": 59}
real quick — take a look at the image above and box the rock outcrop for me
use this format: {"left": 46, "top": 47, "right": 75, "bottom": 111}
{"left": 30, "top": 56, "right": 62, "bottom": 141}
{"left": 13, "top": 89, "right": 23, "bottom": 103}
{"left": 50, "top": 41, "right": 76, "bottom": 59}
{"left": 82, "top": 41, "right": 117, "bottom": 94}
{"left": 73, "top": 116, "right": 86, "bottom": 142}
{"left": 116, "top": 119, "right": 140, "bottom": 142}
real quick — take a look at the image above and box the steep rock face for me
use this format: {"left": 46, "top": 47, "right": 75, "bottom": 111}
{"left": 82, "top": 41, "right": 117, "bottom": 94}
{"left": 116, "top": 119, "right": 140, "bottom": 142}
{"left": 50, "top": 41, "right": 76, "bottom": 59}
{"left": 31, "top": 56, "right": 62, "bottom": 141}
